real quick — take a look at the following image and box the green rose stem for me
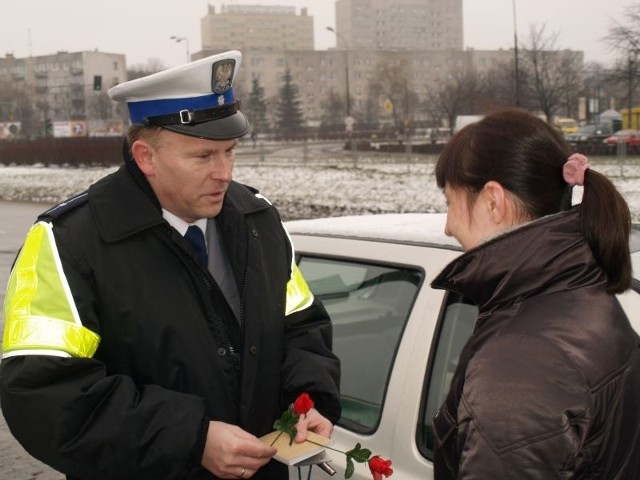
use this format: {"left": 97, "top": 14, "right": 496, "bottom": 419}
{"left": 272, "top": 393, "right": 393, "bottom": 479}
{"left": 298, "top": 438, "right": 372, "bottom": 479}
{"left": 269, "top": 430, "right": 284, "bottom": 447}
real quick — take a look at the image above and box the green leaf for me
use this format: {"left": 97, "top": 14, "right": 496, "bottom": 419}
{"left": 353, "top": 448, "right": 371, "bottom": 463}
{"left": 345, "top": 458, "right": 355, "bottom": 479}
{"left": 273, "top": 407, "right": 299, "bottom": 445}
{"left": 346, "top": 443, "right": 371, "bottom": 463}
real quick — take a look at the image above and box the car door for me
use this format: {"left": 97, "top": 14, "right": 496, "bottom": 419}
{"left": 287, "top": 234, "right": 476, "bottom": 479}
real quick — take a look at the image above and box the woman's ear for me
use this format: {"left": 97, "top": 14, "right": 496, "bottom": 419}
{"left": 130, "top": 140, "right": 155, "bottom": 177}
{"left": 482, "top": 181, "right": 510, "bottom": 225}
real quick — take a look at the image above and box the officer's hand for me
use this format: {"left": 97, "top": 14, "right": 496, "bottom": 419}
{"left": 293, "top": 408, "right": 334, "bottom": 443}
{"left": 201, "top": 421, "right": 277, "bottom": 479}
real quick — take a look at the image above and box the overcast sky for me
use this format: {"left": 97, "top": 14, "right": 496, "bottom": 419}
{"left": 0, "top": 0, "right": 633, "bottom": 69}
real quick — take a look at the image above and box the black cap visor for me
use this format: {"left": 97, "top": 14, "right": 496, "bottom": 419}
{"left": 162, "top": 111, "right": 250, "bottom": 140}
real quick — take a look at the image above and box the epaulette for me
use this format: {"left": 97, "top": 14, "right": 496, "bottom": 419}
{"left": 38, "top": 190, "right": 89, "bottom": 221}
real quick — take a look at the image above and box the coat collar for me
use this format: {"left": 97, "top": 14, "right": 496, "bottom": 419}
{"left": 431, "top": 208, "right": 606, "bottom": 311}
{"left": 88, "top": 148, "right": 270, "bottom": 244}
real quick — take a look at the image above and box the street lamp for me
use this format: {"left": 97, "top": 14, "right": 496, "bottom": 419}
{"left": 512, "top": 0, "right": 520, "bottom": 107}
{"left": 326, "top": 26, "right": 351, "bottom": 118}
{"left": 170, "top": 35, "right": 190, "bottom": 63}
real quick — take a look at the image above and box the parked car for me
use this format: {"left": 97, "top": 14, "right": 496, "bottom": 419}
{"left": 565, "top": 123, "right": 613, "bottom": 147}
{"left": 604, "top": 129, "right": 640, "bottom": 145}
{"left": 554, "top": 117, "right": 579, "bottom": 134}
{"left": 285, "top": 213, "right": 640, "bottom": 479}
{"left": 603, "top": 129, "right": 640, "bottom": 155}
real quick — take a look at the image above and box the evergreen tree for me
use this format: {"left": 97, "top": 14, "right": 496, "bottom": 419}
{"left": 244, "top": 77, "right": 269, "bottom": 135}
{"left": 275, "top": 68, "right": 305, "bottom": 139}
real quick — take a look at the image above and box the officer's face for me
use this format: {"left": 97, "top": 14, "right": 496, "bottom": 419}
{"left": 133, "top": 129, "right": 237, "bottom": 222}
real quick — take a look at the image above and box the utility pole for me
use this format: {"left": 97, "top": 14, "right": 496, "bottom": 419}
{"left": 326, "top": 27, "right": 351, "bottom": 118}
{"left": 513, "top": 0, "right": 521, "bottom": 108}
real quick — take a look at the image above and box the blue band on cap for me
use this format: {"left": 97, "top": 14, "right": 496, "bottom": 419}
{"left": 127, "top": 89, "right": 236, "bottom": 123}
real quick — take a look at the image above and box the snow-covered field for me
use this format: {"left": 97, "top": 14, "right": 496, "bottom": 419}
{"left": 1, "top": 147, "right": 639, "bottom": 222}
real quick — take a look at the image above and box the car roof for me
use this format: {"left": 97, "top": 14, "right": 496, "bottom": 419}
{"left": 286, "top": 213, "right": 640, "bottom": 254}
{"left": 286, "top": 213, "right": 462, "bottom": 249}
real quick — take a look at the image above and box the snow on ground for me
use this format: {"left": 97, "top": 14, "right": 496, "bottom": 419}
{"left": 0, "top": 147, "right": 639, "bottom": 222}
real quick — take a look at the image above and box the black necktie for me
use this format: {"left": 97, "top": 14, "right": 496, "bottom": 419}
{"left": 184, "top": 225, "right": 208, "bottom": 268}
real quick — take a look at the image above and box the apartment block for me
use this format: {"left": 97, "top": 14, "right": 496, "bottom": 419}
{"left": 202, "top": 47, "right": 513, "bottom": 128}
{"left": 201, "top": 4, "right": 314, "bottom": 52}
{"left": 335, "top": 0, "right": 463, "bottom": 51}
{"left": 0, "top": 51, "right": 127, "bottom": 137}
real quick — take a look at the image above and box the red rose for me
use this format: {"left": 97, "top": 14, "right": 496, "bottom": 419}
{"left": 368, "top": 455, "right": 393, "bottom": 480}
{"left": 292, "top": 392, "right": 314, "bottom": 415}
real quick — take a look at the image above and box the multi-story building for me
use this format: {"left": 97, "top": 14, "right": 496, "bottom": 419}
{"left": 0, "top": 2, "right": 582, "bottom": 137}
{"left": 201, "top": 4, "right": 314, "bottom": 52}
{"left": 224, "top": 48, "right": 512, "bottom": 129}
{"left": 335, "top": 0, "right": 463, "bottom": 51}
{"left": 0, "top": 51, "right": 127, "bottom": 138}
{"left": 194, "top": 0, "right": 478, "bottom": 129}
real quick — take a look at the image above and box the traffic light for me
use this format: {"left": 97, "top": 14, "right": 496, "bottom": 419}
{"left": 93, "top": 75, "right": 102, "bottom": 91}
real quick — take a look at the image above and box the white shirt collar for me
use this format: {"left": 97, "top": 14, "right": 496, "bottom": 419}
{"left": 162, "top": 209, "right": 207, "bottom": 238}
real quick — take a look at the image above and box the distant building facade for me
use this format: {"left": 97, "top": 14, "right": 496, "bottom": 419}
{"left": 335, "top": 0, "right": 463, "bottom": 51}
{"left": 0, "top": 51, "right": 127, "bottom": 138}
{"left": 201, "top": 4, "right": 314, "bottom": 52}
{"left": 195, "top": 0, "right": 475, "bottom": 130}
{"left": 195, "top": 47, "right": 519, "bottom": 129}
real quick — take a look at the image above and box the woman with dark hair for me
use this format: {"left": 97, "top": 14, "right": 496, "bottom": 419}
{"left": 431, "top": 109, "right": 640, "bottom": 479}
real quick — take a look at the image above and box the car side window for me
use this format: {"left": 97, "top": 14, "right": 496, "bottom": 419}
{"left": 419, "top": 293, "right": 478, "bottom": 458}
{"left": 297, "top": 255, "right": 423, "bottom": 432}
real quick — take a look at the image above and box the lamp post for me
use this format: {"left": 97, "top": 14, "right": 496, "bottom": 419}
{"left": 512, "top": 0, "right": 520, "bottom": 108}
{"left": 170, "top": 35, "right": 190, "bottom": 63}
{"left": 326, "top": 26, "right": 351, "bottom": 118}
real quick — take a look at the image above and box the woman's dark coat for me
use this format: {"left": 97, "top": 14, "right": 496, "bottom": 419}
{"left": 431, "top": 209, "right": 640, "bottom": 479}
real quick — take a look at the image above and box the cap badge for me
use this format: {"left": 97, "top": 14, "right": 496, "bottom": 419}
{"left": 211, "top": 59, "right": 235, "bottom": 94}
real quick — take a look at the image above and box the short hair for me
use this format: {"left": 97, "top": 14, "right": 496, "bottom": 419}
{"left": 126, "top": 125, "right": 165, "bottom": 150}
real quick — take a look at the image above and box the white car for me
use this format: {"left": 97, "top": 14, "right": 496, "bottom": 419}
{"left": 284, "top": 213, "right": 640, "bottom": 480}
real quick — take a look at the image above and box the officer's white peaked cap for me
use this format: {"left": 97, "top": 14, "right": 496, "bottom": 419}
{"left": 108, "top": 50, "right": 249, "bottom": 140}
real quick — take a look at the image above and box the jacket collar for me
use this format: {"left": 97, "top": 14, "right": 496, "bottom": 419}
{"left": 88, "top": 147, "right": 270, "bottom": 244}
{"left": 431, "top": 208, "right": 606, "bottom": 311}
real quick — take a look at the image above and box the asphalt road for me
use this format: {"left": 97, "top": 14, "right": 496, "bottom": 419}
{"left": 0, "top": 200, "right": 64, "bottom": 479}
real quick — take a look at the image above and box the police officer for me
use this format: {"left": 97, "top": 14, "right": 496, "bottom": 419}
{"left": 1, "top": 50, "right": 340, "bottom": 480}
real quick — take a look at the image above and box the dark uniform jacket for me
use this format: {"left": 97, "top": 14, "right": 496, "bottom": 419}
{"left": 0, "top": 158, "right": 341, "bottom": 480}
{"left": 431, "top": 208, "right": 640, "bottom": 479}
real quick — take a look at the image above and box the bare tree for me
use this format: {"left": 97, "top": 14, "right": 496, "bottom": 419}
{"left": 521, "top": 24, "right": 582, "bottom": 122}
{"left": 428, "top": 67, "right": 480, "bottom": 133}
{"left": 366, "top": 57, "right": 418, "bottom": 131}
{"left": 88, "top": 92, "right": 115, "bottom": 120}
{"left": 127, "top": 58, "right": 167, "bottom": 81}
{"left": 478, "top": 59, "right": 522, "bottom": 111}
{"left": 0, "top": 81, "right": 36, "bottom": 137}
{"left": 319, "top": 90, "right": 344, "bottom": 130}
{"left": 604, "top": 4, "right": 640, "bottom": 124}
